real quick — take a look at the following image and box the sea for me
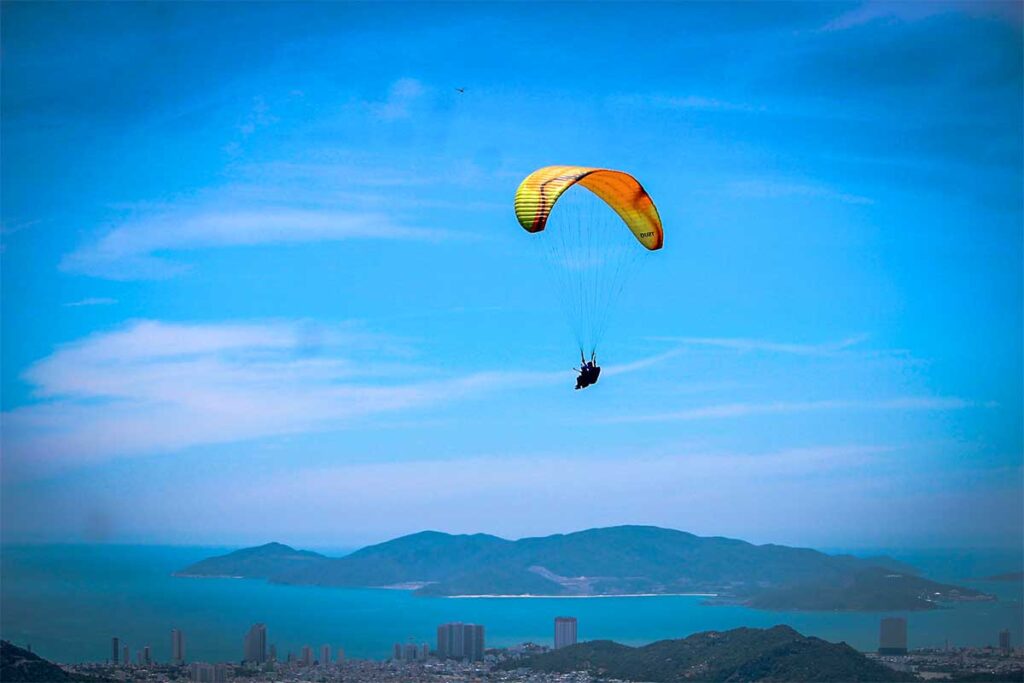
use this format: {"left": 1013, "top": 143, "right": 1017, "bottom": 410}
{"left": 1, "top": 544, "right": 1020, "bottom": 665}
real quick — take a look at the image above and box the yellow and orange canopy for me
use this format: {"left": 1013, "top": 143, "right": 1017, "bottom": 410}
{"left": 514, "top": 165, "right": 663, "bottom": 250}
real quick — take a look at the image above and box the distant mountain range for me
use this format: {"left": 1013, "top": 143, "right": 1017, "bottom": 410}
{"left": 504, "top": 625, "right": 914, "bottom": 682}
{"left": 176, "top": 525, "right": 991, "bottom": 611}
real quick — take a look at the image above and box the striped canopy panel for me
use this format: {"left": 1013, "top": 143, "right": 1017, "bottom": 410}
{"left": 514, "top": 165, "right": 663, "bottom": 250}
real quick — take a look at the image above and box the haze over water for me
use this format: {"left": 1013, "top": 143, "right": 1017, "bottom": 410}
{"left": 2, "top": 545, "right": 1020, "bottom": 664}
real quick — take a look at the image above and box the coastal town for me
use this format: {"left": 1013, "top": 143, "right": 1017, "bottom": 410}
{"left": 7, "top": 616, "right": 1020, "bottom": 683}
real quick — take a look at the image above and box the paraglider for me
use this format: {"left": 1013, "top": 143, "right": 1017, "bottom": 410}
{"left": 514, "top": 165, "right": 663, "bottom": 390}
{"left": 575, "top": 352, "right": 601, "bottom": 391}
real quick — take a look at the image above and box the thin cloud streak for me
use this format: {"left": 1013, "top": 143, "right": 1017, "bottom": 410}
{"left": 727, "top": 179, "right": 874, "bottom": 206}
{"left": 61, "top": 207, "right": 450, "bottom": 280}
{"left": 609, "top": 94, "right": 765, "bottom": 113}
{"left": 819, "top": 1, "right": 1020, "bottom": 33}
{"left": 652, "top": 335, "right": 870, "bottom": 356}
{"left": 1, "top": 320, "right": 671, "bottom": 478}
{"left": 611, "top": 396, "right": 979, "bottom": 424}
{"left": 63, "top": 297, "right": 118, "bottom": 308}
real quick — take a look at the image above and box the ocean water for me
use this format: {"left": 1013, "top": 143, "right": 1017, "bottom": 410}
{"left": 1, "top": 545, "right": 1020, "bottom": 665}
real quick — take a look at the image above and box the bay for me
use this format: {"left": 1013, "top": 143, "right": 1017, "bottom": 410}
{"left": 1, "top": 544, "right": 1020, "bottom": 665}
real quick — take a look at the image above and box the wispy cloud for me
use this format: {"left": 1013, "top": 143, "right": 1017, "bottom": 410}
{"left": 61, "top": 206, "right": 448, "bottom": 280}
{"left": 370, "top": 78, "right": 427, "bottom": 121}
{"left": 819, "top": 1, "right": 1020, "bottom": 33}
{"left": 652, "top": 335, "right": 870, "bottom": 357}
{"left": 62, "top": 140, "right": 497, "bottom": 280}
{"left": 1, "top": 320, "right": 672, "bottom": 477}
{"left": 727, "top": 179, "right": 874, "bottom": 206}
{"left": 237, "top": 95, "right": 278, "bottom": 136}
{"left": 63, "top": 297, "right": 118, "bottom": 308}
{"left": 2, "top": 319, "right": 459, "bottom": 474}
{"left": 6, "top": 442, "right": 943, "bottom": 546}
{"left": 610, "top": 94, "right": 764, "bottom": 113}
{"left": 611, "top": 396, "right": 980, "bottom": 424}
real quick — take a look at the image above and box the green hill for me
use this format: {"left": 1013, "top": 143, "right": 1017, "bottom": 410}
{"left": 174, "top": 542, "right": 324, "bottom": 579}
{"left": 0, "top": 641, "right": 111, "bottom": 682}
{"left": 177, "top": 525, "right": 989, "bottom": 610}
{"left": 506, "top": 625, "right": 915, "bottom": 682}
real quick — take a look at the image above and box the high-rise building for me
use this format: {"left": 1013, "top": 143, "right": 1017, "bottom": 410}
{"left": 436, "top": 623, "right": 485, "bottom": 661}
{"left": 123, "top": 645, "right": 130, "bottom": 667}
{"left": 111, "top": 637, "right": 120, "bottom": 665}
{"left": 269, "top": 644, "right": 277, "bottom": 662}
{"left": 999, "top": 629, "right": 1011, "bottom": 652}
{"left": 142, "top": 646, "right": 152, "bottom": 665}
{"left": 189, "top": 662, "right": 227, "bottom": 683}
{"left": 171, "top": 629, "right": 185, "bottom": 665}
{"left": 394, "top": 641, "right": 429, "bottom": 661}
{"left": 467, "top": 624, "right": 485, "bottom": 661}
{"left": 554, "top": 617, "right": 578, "bottom": 650}
{"left": 320, "top": 644, "right": 331, "bottom": 665}
{"left": 879, "top": 617, "right": 908, "bottom": 655}
{"left": 337, "top": 647, "right": 345, "bottom": 662}
{"left": 243, "top": 623, "right": 267, "bottom": 664}
{"left": 301, "top": 645, "right": 313, "bottom": 666}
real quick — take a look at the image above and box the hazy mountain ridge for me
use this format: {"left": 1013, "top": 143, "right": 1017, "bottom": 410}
{"left": 0, "top": 641, "right": 111, "bottom": 682}
{"left": 173, "top": 541, "right": 325, "bottom": 579}
{"left": 176, "top": 526, "right": 991, "bottom": 610}
{"left": 502, "top": 625, "right": 915, "bottom": 682}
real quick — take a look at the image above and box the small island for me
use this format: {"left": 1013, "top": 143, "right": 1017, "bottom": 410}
{"left": 176, "top": 525, "right": 991, "bottom": 612}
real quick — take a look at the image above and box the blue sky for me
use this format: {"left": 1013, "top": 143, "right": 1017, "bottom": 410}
{"left": 1, "top": 1, "right": 1021, "bottom": 550}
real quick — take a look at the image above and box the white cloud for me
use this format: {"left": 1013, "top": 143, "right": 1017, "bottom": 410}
{"left": 817, "top": 1, "right": 1022, "bottom": 32}
{"left": 9, "top": 441, "right": 964, "bottom": 546}
{"left": 62, "top": 141, "right": 495, "bottom": 280}
{"left": 370, "top": 78, "right": 427, "bottom": 121}
{"left": 0, "top": 320, "right": 660, "bottom": 477}
{"left": 611, "top": 396, "right": 978, "bottom": 424}
{"left": 237, "top": 96, "right": 278, "bottom": 136}
{"left": 727, "top": 179, "right": 874, "bottom": 206}
{"left": 652, "top": 334, "right": 870, "bottom": 356}
{"left": 61, "top": 206, "right": 448, "bottom": 279}
{"left": 63, "top": 297, "right": 118, "bottom": 308}
{"left": 610, "top": 94, "right": 763, "bottom": 113}
{"left": 2, "top": 320, "right": 447, "bottom": 473}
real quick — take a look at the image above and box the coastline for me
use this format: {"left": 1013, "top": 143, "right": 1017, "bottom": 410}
{"left": 445, "top": 592, "right": 720, "bottom": 599}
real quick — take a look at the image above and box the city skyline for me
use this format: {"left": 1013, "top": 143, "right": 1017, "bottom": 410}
{"left": 83, "top": 617, "right": 1020, "bottom": 668}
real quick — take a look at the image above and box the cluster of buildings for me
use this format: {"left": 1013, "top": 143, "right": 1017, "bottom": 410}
{"left": 873, "top": 618, "right": 1021, "bottom": 680}
{"left": 391, "top": 641, "right": 430, "bottom": 661}
{"left": 435, "top": 622, "right": 486, "bottom": 661}
{"left": 391, "top": 617, "right": 576, "bottom": 665}
{"left": 106, "top": 616, "right": 576, "bottom": 673}
{"left": 878, "top": 617, "right": 1014, "bottom": 657}
{"left": 186, "top": 662, "right": 229, "bottom": 683}
{"left": 242, "top": 622, "right": 346, "bottom": 668}
{"left": 110, "top": 636, "right": 154, "bottom": 668}
{"left": 60, "top": 615, "right": 1020, "bottom": 683}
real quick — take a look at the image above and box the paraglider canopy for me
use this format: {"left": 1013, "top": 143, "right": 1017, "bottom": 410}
{"left": 514, "top": 165, "right": 664, "bottom": 250}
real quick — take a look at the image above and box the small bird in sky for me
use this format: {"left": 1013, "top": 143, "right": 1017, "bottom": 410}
{"left": 455, "top": 87, "right": 466, "bottom": 94}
